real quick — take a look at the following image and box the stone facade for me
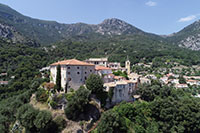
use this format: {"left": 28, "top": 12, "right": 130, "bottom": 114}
{"left": 50, "top": 59, "right": 95, "bottom": 90}
{"left": 104, "top": 80, "right": 137, "bottom": 104}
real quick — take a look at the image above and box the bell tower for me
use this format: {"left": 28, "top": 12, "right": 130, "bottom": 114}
{"left": 125, "top": 56, "right": 131, "bottom": 75}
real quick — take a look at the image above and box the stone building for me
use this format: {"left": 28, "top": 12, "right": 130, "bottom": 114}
{"left": 50, "top": 59, "right": 95, "bottom": 90}
{"left": 104, "top": 80, "right": 137, "bottom": 104}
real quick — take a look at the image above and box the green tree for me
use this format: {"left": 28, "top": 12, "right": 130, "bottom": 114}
{"left": 16, "top": 104, "right": 39, "bottom": 132}
{"left": 97, "top": 110, "right": 125, "bottom": 133}
{"left": 108, "top": 87, "right": 114, "bottom": 102}
{"left": 64, "top": 86, "right": 91, "bottom": 120}
{"left": 53, "top": 116, "right": 67, "bottom": 132}
{"left": 86, "top": 74, "right": 104, "bottom": 94}
{"left": 55, "top": 64, "right": 62, "bottom": 92}
{"left": 34, "top": 110, "right": 52, "bottom": 131}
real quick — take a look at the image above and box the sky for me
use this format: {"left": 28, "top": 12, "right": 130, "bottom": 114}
{"left": 0, "top": 0, "right": 200, "bottom": 35}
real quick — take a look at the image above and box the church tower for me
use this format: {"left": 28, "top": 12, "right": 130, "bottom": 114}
{"left": 125, "top": 56, "right": 131, "bottom": 75}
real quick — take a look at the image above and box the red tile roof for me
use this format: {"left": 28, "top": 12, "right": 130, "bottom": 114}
{"left": 95, "top": 65, "right": 112, "bottom": 70}
{"left": 51, "top": 59, "right": 94, "bottom": 66}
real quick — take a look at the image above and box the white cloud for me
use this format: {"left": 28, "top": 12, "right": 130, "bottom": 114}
{"left": 145, "top": 1, "right": 157, "bottom": 7}
{"left": 178, "top": 15, "right": 197, "bottom": 22}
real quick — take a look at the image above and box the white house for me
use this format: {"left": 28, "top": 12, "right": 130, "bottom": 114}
{"left": 85, "top": 58, "right": 108, "bottom": 67}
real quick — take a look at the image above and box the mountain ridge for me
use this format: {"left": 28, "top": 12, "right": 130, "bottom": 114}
{"left": 0, "top": 3, "right": 163, "bottom": 45}
{"left": 0, "top": 3, "right": 200, "bottom": 50}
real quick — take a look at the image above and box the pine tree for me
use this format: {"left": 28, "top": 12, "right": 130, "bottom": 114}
{"left": 55, "top": 65, "right": 61, "bottom": 92}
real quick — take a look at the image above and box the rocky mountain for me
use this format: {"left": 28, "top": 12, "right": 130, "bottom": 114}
{"left": 0, "top": 21, "right": 39, "bottom": 46}
{"left": 167, "top": 20, "right": 200, "bottom": 50}
{"left": 0, "top": 3, "right": 163, "bottom": 45}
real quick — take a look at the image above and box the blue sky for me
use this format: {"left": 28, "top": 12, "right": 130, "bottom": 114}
{"left": 0, "top": 0, "right": 200, "bottom": 35}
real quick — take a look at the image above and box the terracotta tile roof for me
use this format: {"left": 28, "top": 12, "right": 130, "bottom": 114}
{"left": 114, "top": 76, "right": 126, "bottom": 80}
{"left": 0, "top": 81, "right": 8, "bottom": 84}
{"left": 50, "top": 59, "right": 94, "bottom": 66}
{"left": 95, "top": 65, "right": 111, "bottom": 70}
{"left": 187, "top": 80, "right": 198, "bottom": 82}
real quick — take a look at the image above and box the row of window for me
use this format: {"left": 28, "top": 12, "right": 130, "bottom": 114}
{"left": 65, "top": 77, "right": 87, "bottom": 81}
{"left": 67, "top": 70, "right": 92, "bottom": 75}
{"left": 67, "top": 66, "right": 89, "bottom": 69}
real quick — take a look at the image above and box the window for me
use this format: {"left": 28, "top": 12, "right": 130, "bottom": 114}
{"left": 85, "top": 77, "right": 87, "bottom": 80}
{"left": 119, "top": 90, "right": 122, "bottom": 97}
{"left": 85, "top": 66, "right": 87, "bottom": 69}
{"left": 77, "top": 67, "right": 79, "bottom": 69}
{"left": 68, "top": 78, "right": 71, "bottom": 81}
{"left": 68, "top": 66, "right": 70, "bottom": 69}
{"left": 85, "top": 72, "right": 87, "bottom": 74}
{"left": 68, "top": 72, "right": 70, "bottom": 75}
{"left": 90, "top": 70, "right": 92, "bottom": 72}
{"left": 77, "top": 72, "right": 80, "bottom": 74}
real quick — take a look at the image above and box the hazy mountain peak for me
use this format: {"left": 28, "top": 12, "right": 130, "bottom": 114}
{"left": 95, "top": 18, "right": 144, "bottom": 35}
{"left": 100, "top": 18, "right": 129, "bottom": 26}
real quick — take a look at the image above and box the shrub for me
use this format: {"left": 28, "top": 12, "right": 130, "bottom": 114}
{"left": 36, "top": 89, "right": 48, "bottom": 103}
{"left": 50, "top": 100, "right": 57, "bottom": 109}
{"left": 53, "top": 116, "right": 67, "bottom": 132}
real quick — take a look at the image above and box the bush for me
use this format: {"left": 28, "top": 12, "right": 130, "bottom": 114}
{"left": 50, "top": 100, "right": 57, "bottom": 109}
{"left": 36, "top": 89, "right": 48, "bottom": 103}
{"left": 54, "top": 116, "right": 67, "bottom": 132}
{"left": 65, "top": 86, "right": 91, "bottom": 120}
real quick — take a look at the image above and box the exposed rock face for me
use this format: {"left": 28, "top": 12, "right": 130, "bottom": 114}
{"left": 167, "top": 20, "right": 200, "bottom": 50}
{"left": 0, "top": 22, "right": 39, "bottom": 46}
{"left": 95, "top": 18, "right": 144, "bottom": 35}
{"left": 178, "top": 34, "right": 200, "bottom": 50}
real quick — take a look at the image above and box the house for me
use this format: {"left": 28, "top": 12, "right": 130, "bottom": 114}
{"left": 0, "top": 73, "right": 7, "bottom": 76}
{"left": 175, "top": 84, "right": 188, "bottom": 89}
{"left": 128, "top": 73, "right": 141, "bottom": 81}
{"left": 139, "top": 77, "right": 151, "bottom": 84}
{"left": 170, "top": 79, "right": 179, "bottom": 84}
{"left": 103, "top": 73, "right": 115, "bottom": 83}
{"left": 107, "top": 62, "right": 122, "bottom": 71}
{"left": 95, "top": 65, "right": 113, "bottom": 83}
{"left": 160, "top": 76, "right": 168, "bottom": 84}
{"left": 85, "top": 57, "right": 108, "bottom": 67}
{"left": 0, "top": 81, "right": 8, "bottom": 85}
{"left": 104, "top": 80, "right": 137, "bottom": 104}
{"left": 145, "top": 74, "right": 157, "bottom": 80}
{"left": 50, "top": 59, "right": 95, "bottom": 90}
{"left": 95, "top": 65, "right": 112, "bottom": 76}
{"left": 114, "top": 76, "right": 126, "bottom": 81}
{"left": 187, "top": 80, "right": 200, "bottom": 86}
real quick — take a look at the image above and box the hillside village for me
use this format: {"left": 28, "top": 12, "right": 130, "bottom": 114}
{"left": 45, "top": 57, "right": 140, "bottom": 107}
{"left": 40, "top": 57, "right": 200, "bottom": 104}
{"left": 26, "top": 56, "right": 200, "bottom": 132}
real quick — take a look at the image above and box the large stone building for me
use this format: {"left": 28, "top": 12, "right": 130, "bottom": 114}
{"left": 50, "top": 59, "right": 95, "bottom": 90}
